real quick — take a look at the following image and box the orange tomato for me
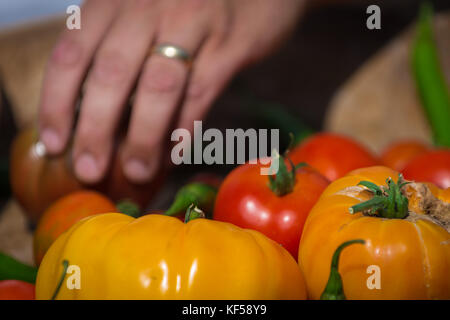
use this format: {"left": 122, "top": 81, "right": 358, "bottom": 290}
{"left": 299, "top": 166, "right": 450, "bottom": 299}
{"left": 33, "top": 190, "right": 117, "bottom": 265}
{"left": 380, "top": 140, "right": 429, "bottom": 171}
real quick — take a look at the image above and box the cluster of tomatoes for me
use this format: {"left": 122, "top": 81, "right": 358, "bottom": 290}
{"left": 2, "top": 130, "right": 450, "bottom": 300}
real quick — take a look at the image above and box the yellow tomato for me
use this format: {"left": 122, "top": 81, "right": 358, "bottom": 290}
{"left": 36, "top": 213, "right": 306, "bottom": 299}
{"left": 299, "top": 166, "right": 450, "bottom": 300}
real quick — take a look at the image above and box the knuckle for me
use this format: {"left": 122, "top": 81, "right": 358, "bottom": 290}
{"left": 127, "top": 132, "right": 159, "bottom": 155}
{"left": 50, "top": 35, "right": 83, "bottom": 68}
{"left": 77, "top": 114, "right": 112, "bottom": 142}
{"left": 91, "top": 51, "right": 130, "bottom": 87}
{"left": 140, "top": 59, "right": 185, "bottom": 94}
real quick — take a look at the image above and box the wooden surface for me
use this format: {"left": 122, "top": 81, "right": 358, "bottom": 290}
{"left": 325, "top": 12, "right": 450, "bottom": 153}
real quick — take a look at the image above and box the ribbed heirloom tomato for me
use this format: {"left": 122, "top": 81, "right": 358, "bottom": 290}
{"left": 288, "top": 133, "right": 378, "bottom": 181}
{"left": 36, "top": 210, "right": 306, "bottom": 300}
{"left": 214, "top": 154, "right": 329, "bottom": 258}
{"left": 299, "top": 166, "right": 450, "bottom": 299}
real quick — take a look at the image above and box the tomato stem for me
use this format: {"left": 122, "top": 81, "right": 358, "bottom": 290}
{"left": 166, "top": 183, "right": 217, "bottom": 218}
{"left": 268, "top": 150, "right": 306, "bottom": 196}
{"left": 320, "top": 239, "right": 365, "bottom": 300}
{"left": 51, "top": 260, "right": 69, "bottom": 300}
{"left": 184, "top": 205, "right": 206, "bottom": 223}
{"left": 349, "top": 174, "right": 409, "bottom": 219}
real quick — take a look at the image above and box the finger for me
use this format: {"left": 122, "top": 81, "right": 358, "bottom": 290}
{"left": 176, "top": 41, "right": 245, "bottom": 135}
{"left": 73, "top": 0, "right": 161, "bottom": 184}
{"left": 122, "top": 6, "right": 210, "bottom": 183}
{"left": 39, "top": 0, "right": 120, "bottom": 154}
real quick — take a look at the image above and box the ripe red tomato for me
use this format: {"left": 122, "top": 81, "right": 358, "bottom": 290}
{"left": 10, "top": 127, "right": 166, "bottom": 224}
{"left": 380, "top": 141, "right": 429, "bottom": 171}
{"left": 402, "top": 149, "right": 450, "bottom": 189}
{"left": 0, "top": 280, "right": 35, "bottom": 300}
{"left": 214, "top": 158, "right": 329, "bottom": 258}
{"left": 288, "top": 133, "right": 378, "bottom": 181}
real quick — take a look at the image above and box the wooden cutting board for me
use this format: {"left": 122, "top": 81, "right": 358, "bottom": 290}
{"left": 325, "top": 12, "right": 450, "bottom": 154}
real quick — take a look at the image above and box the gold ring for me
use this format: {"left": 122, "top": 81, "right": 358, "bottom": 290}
{"left": 152, "top": 43, "right": 192, "bottom": 67}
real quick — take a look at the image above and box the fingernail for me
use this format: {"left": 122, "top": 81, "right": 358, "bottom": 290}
{"left": 124, "top": 158, "right": 156, "bottom": 183}
{"left": 75, "top": 153, "right": 101, "bottom": 183}
{"left": 40, "top": 128, "right": 62, "bottom": 153}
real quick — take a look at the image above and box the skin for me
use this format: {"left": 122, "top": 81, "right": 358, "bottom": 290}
{"left": 38, "top": 0, "right": 305, "bottom": 184}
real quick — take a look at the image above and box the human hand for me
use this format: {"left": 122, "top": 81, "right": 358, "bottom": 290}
{"left": 39, "top": 0, "right": 305, "bottom": 184}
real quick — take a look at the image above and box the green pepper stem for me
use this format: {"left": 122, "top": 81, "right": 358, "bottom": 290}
{"left": 349, "top": 174, "right": 409, "bottom": 219}
{"left": 320, "top": 239, "right": 365, "bottom": 300}
{"left": 51, "top": 260, "right": 69, "bottom": 300}
{"left": 184, "top": 205, "right": 206, "bottom": 223}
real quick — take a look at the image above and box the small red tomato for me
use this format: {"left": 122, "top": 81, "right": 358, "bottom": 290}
{"left": 402, "top": 149, "right": 450, "bottom": 189}
{"left": 0, "top": 280, "right": 35, "bottom": 300}
{"left": 288, "top": 133, "right": 378, "bottom": 181}
{"left": 380, "top": 141, "right": 429, "bottom": 171}
{"left": 214, "top": 156, "right": 329, "bottom": 258}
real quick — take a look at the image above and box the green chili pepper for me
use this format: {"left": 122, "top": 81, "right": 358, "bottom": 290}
{"left": 165, "top": 183, "right": 217, "bottom": 219}
{"left": 0, "top": 252, "right": 38, "bottom": 284}
{"left": 412, "top": 3, "right": 450, "bottom": 148}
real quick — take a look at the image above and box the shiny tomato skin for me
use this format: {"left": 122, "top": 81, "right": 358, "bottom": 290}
{"left": 288, "top": 133, "right": 378, "bottom": 181}
{"left": 0, "top": 280, "right": 35, "bottom": 300}
{"left": 380, "top": 141, "right": 429, "bottom": 171}
{"left": 214, "top": 160, "right": 329, "bottom": 258}
{"left": 402, "top": 150, "right": 450, "bottom": 189}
